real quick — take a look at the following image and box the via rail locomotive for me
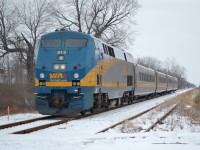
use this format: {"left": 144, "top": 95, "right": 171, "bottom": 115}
{"left": 34, "top": 30, "right": 178, "bottom": 116}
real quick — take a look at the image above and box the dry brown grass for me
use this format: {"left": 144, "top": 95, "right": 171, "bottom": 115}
{"left": 0, "top": 84, "right": 36, "bottom": 116}
{"left": 120, "top": 89, "right": 200, "bottom": 132}
{"left": 155, "top": 89, "right": 200, "bottom": 127}
{"left": 120, "top": 120, "right": 143, "bottom": 133}
{"left": 174, "top": 89, "right": 200, "bottom": 124}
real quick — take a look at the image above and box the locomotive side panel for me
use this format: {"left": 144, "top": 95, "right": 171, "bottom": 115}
{"left": 101, "top": 59, "right": 134, "bottom": 99}
{"left": 93, "top": 38, "right": 135, "bottom": 99}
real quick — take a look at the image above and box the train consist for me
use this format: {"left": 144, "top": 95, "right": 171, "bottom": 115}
{"left": 34, "top": 30, "right": 178, "bottom": 116}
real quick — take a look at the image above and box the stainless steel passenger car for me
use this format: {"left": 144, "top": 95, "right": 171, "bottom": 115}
{"left": 134, "top": 64, "right": 156, "bottom": 98}
{"left": 156, "top": 71, "right": 167, "bottom": 95}
{"left": 166, "top": 75, "right": 175, "bottom": 92}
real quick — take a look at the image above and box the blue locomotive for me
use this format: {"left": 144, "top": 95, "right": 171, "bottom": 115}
{"left": 34, "top": 30, "right": 178, "bottom": 116}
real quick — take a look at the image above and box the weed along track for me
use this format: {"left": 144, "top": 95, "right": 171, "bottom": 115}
{"left": 145, "top": 102, "right": 180, "bottom": 132}
{"left": 96, "top": 101, "right": 181, "bottom": 134}
{"left": 96, "top": 101, "right": 167, "bottom": 134}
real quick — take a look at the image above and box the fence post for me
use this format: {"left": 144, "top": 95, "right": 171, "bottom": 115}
{"left": 7, "top": 106, "right": 10, "bottom": 121}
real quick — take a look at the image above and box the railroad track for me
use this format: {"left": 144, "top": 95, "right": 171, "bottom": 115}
{"left": 0, "top": 115, "right": 59, "bottom": 130}
{"left": 0, "top": 97, "right": 151, "bottom": 134}
{"left": 145, "top": 102, "right": 180, "bottom": 132}
{"left": 96, "top": 101, "right": 180, "bottom": 134}
{"left": 0, "top": 94, "right": 175, "bottom": 134}
{"left": 12, "top": 109, "right": 108, "bottom": 134}
{"left": 12, "top": 117, "right": 75, "bottom": 134}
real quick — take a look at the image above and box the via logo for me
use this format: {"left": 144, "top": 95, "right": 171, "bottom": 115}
{"left": 50, "top": 73, "right": 67, "bottom": 79}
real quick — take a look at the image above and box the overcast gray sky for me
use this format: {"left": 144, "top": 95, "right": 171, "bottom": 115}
{"left": 132, "top": 0, "right": 200, "bottom": 86}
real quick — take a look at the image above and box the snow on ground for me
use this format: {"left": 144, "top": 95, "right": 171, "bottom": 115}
{"left": 0, "top": 113, "right": 44, "bottom": 126}
{"left": 1, "top": 89, "right": 200, "bottom": 150}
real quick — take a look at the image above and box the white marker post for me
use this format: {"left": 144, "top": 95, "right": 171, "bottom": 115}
{"left": 7, "top": 106, "right": 10, "bottom": 121}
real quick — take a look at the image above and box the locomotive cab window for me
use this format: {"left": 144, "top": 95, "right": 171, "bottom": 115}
{"left": 41, "top": 39, "right": 61, "bottom": 47}
{"left": 65, "top": 39, "right": 87, "bottom": 48}
{"left": 108, "top": 46, "right": 115, "bottom": 57}
{"left": 102, "top": 44, "right": 115, "bottom": 57}
{"left": 103, "top": 44, "right": 109, "bottom": 55}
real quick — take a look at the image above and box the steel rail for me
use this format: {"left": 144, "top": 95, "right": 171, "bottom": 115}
{"left": 1, "top": 94, "right": 170, "bottom": 134}
{"left": 145, "top": 102, "right": 180, "bottom": 132}
{"left": 0, "top": 115, "right": 60, "bottom": 130}
{"left": 11, "top": 98, "right": 154, "bottom": 134}
{"left": 12, "top": 118, "right": 75, "bottom": 134}
{"left": 96, "top": 101, "right": 167, "bottom": 134}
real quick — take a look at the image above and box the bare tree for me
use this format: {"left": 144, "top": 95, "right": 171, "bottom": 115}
{"left": 0, "top": 0, "right": 54, "bottom": 90}
{"left": 15, "top": 0, "right": 54, "bottom": 89}
{"left": 0, "top": 0, "right": 19, "bottom": 57}
{"left": 51, "top": 0, "right": 139, "bottom": 46}
{"left": 163, "top": 58, "right": 187, "bottom": 88}
{"left": 137, "top": 56, "right": 192, "bottom": 88}
{"left": 137, "top": 56, "right": 162, "bottom": 71}
{"left": 163, "top": 58, "right": 186, "bottom": 77}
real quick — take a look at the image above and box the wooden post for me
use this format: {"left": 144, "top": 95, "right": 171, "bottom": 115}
{"left": 7, "top": 106, "right": 10, "bottom": 121}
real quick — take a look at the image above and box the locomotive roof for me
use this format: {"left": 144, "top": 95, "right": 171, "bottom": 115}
{"left": 42, "top": 30, "right": 135, "bottom": 63}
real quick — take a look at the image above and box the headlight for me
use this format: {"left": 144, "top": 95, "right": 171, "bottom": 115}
{"left": 53, "top": 64, "right": 66, "bottom": 70}
{"left": 58, "top": 55, "right": 64, "bottom": 61}
{"left": 60, "top": 64, "right": 66, "bottom": 70}
{"left": 53, "top": 64, "right": 59, "bottom": 70}
{"left": 72, "top": 82, "right": 77, "bottom": 86}
{"left": 72, "top": 80, "right": 80, "bottom": 86}
{"left": 74, "top": 73, "right": 79, "bottom": 78}
{"left": 40, "top": 73, "right": 45, "bottom": 78}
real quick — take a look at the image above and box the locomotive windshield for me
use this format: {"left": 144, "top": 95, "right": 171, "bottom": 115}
{"left": 65, "top": 39, "right": 87, "bottom": 48}
{"left": 41, "top": 39, "right": 61, "bottom": 47}
{"left": 34, "top": 37, "right": 41, "bottom": 62}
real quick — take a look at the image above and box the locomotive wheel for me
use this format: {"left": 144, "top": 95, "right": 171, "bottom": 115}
{"left": 80, "top": 110, "right": 86, "bottom": 116}
{"left": 128, "top": 100, "right": 131, "bottom": 105}
{"left": 90, "top": 108, "right": 94, "bottom": 113}
{"left": 115, "top": 102, "right": 119, "bottom": 107}
{"left": 131, "top": 99, "right": 134, "bottom": 104}
{"left": 105, "top": 101, "right": 111, "bottom": 110}
{"left": 128, "top": 99, "right": 132, "bottom": 104}
{"left": 145, "top": 95, "right": 150, "bottom": 100}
